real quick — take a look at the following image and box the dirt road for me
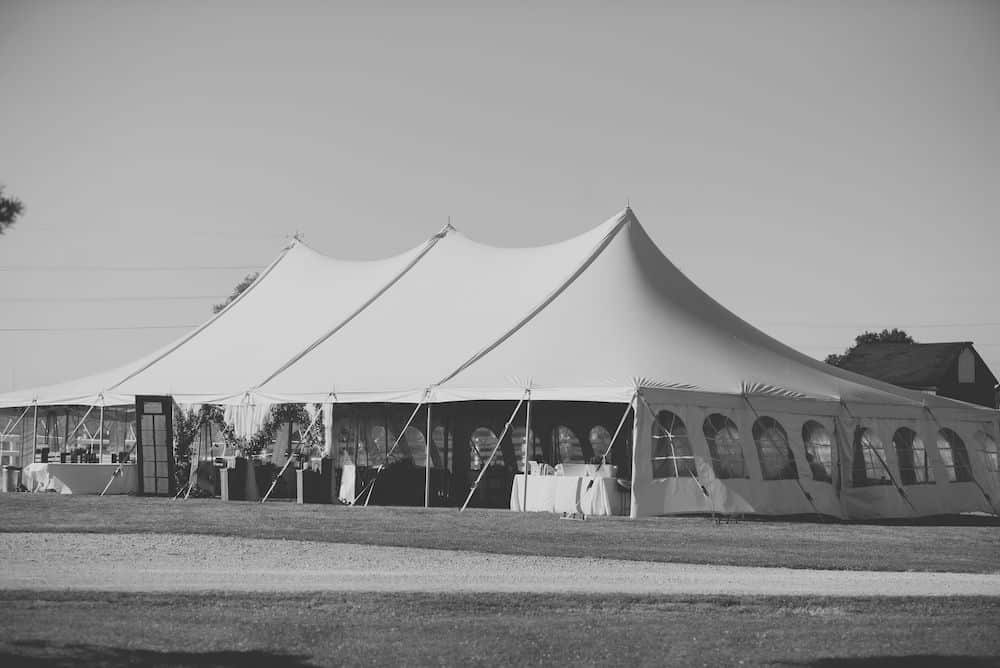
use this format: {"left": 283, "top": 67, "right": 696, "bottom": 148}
{"left": 3, "top": 532, "right": 997, "bottom": 596}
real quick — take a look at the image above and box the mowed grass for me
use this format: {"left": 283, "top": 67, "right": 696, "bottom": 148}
{"left": 2, "top": 494, "right": 998, "bottom": 572}
{"left": 0, "top": 591, "right": 997, "bottom": 667}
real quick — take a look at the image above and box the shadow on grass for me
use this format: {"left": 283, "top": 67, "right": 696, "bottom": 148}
{"left": 794, "top": 657, "right": 1000, "bottom": 667}
{"left": 723, "top": 513, "right": 1000, "bottom": 527}
{"left": 0, "top": 641, "right": 317, "bottom": 667}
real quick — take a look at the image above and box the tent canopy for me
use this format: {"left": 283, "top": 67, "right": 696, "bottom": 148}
{"left": 2, "top": 208, "right": 996, "bottom": 418}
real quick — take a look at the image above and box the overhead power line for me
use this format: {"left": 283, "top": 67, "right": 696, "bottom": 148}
{"left": 0, "top": 295, "right": 226, "bottom": 303}
{"left": 760, "top": 321, "right": 1000, "bottom": 329}
{"left": 0, "top": 265, "right": 261, "bottom": 272}
{"left": 796, "top": 342, "right": 1000, "bottom": 350}
{"left": 0, "top": 325, "right": 197, "bottom": 332}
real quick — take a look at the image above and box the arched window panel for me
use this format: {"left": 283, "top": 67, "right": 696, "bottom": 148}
{"left": 368, "top": 425, "right": 388, "bottom": 468}
{"left": 589, "top": 426, "right": 613, "bottom": 459}
{"left": 510, "top": 427, "right": 541, "bottom": 472}
{"left": 651, "top": 410, "right": 696, "bottom": 479}
{"left": 974, "top": 431, "right": 999, "bottom": 475}
{"left": 801, "top": 421, "right": 833, "bottom": 483}
{"left": 431, "top": 425, "right": 450, "bottom": 471}
{"left": 937, "top": 428, "right": 973, "bottom": 483}
{"left": 470, "top": 427, "right": 500, "bottom": 471}
{"left": 556, "top": 426, "right": 585, "bottom": 464}
{"left": 702, "top": 414, "right": 745, "bottom": 479}
{"left": 893, "top": 427, "right": 933, "bottom": 485}
{"left": 333, "top": 419, "right": 361, "bottom": 467}
{"left": 509, "top": 426, "right": 526, "bottom": 470}
{"left": 752, "top": 417, "right": 798, "bottom": 481}
{"left": 401, "top": 426, "right": 426, "bottom": 466}
{"left": 852, "top": 427, "right": 891, "bottom": 487}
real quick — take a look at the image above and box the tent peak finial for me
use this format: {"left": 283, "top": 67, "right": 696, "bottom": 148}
{"left": 439, "top": 216, "right": 456, "bottom": 236}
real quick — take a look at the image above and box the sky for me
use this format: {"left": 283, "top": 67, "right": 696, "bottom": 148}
{"left": 1, "top": 1, "right": 998, "bottom": 392}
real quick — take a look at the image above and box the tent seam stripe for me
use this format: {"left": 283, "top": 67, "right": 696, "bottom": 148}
{"left": 434, "top": 209, "right": 631, "bottom": 388}
{"left": 102, "top": 241, "right": 297, "bottom": 394}
{"left": 252, "top": 225, "right": 452, "bottom": 391}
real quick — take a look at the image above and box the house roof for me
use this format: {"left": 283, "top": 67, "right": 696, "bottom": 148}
{"left": 838, "top": 342, "right": 990, "bottom": 389}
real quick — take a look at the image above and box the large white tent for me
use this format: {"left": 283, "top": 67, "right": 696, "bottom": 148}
{"left": 2, "top": 208, "right": 998, "bottom": 518}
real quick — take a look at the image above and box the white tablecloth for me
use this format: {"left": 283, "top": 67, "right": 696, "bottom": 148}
{"left": 339, "top": 464, "right": 356, "bottom": 504}
{"left": 21, "top": 463, "right": 138, "bottom": 495}
{"left": 510, "top": 474, "right": 627, "bottom": 516}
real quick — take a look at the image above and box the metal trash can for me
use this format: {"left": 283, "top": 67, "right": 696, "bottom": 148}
{"left": 1, "top": 465, "right": 20, "bottom": 493}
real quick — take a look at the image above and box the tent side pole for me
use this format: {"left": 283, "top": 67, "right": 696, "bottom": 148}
{"left": 522, "top": 390, "right": 531, "bottom": 512}
{"left": 629, "top": 392, "right": 640, "bottom": 519}
{"left": 323, "top": 401, "right": 334, "bottom": 459}
{"left": 424, "top": 401, "right": 432, "bottom": 508}
{"left": 31, "top": 402, "right": 38, "bottom": 464}
{"left": 98, "top": 400, "right": 105, "bottom": 462}
{"left": 324, "top": 400, "right": 335, "bottom": 503}
{"left": 460, "top": 393, "right": 526, "bottom": 512}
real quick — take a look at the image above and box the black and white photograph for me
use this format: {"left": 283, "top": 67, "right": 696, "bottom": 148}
{"left": 0, "top": 1, "right": 998, "bottom": 666}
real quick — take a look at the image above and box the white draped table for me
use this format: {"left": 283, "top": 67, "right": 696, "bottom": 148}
{"left": 21, "top": 463, "right": 138, "bottom": 495}
{"left": 510, "top": 474, "right": 628, "bottom": 516}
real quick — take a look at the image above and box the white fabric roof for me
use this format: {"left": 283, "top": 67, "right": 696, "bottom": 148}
{"left": 2, "top": 208, "right": 994, "bottom": 416}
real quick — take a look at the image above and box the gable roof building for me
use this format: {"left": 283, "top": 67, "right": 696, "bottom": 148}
{"left": 839, "top": 343, "right": 998, "bottom": 409}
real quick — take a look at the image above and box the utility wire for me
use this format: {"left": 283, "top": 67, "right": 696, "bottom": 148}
{"left": 795, "top": 342, "right": 1000, "bottom": 350}
{"left": 0, "top": 295, "right": 225, "bottom": 303}
{"left": 759, "top": 321, "right": 1000, "bottom": 329}
{"left": 0, "top": 325, "right": 197, "bottom": 332}
{"left": 0, "top": 265, "right": 261, "bottom": 272}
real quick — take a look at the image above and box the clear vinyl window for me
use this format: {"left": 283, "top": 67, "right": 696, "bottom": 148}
{"left": 893, "top": 427, "right": 933, "bottom": 485}
{"left": 470, "top": 427, "right": 500, "bottom": 470}
{"left": 589, "top": 426, "right": 613, "bottom": 459}
{"left": 752, "top": 417, "right": 798, "bottom": 481}
{"left": 937, "top": 428, "right": 973, "bottom": 483}
{"left": 852, "top": 427, "right": 891, "bottom": 487}
{"left": 702, "top": 413, "right": 745, "bottom": 479}
{"left": 801, "top": 420, "right": 833, "bottom": 483}
{"left": 556, "top": 426, "right": 585, "bottom": 463}
{"left": 973, "top": 431, "right": 999, "bottom": 475}
{"left": 652, "top": 410, "right": 696, "bottom": 479}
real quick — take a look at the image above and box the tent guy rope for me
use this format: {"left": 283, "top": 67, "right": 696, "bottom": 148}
{"left": 461, "top": 391, "right": 528, "bottom": 512}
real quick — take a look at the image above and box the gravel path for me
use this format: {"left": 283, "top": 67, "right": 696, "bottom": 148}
{"left": 2, "top": 532, "right": 998, "bottom": 597}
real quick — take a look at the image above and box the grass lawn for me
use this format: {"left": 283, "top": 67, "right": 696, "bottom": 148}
{"left": 0, "top": 591, "right": 997, "bottom": 667}
{"left": 1, "top": 494, "right": 998, "bottom": 572}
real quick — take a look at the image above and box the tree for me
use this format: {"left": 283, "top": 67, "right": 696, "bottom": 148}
{"left": 825, "top": 328, "right": 916, "bottom": 367}
{"left": 0, "top": 185, "right": 25, "bottom": 235}
{"left": 212, "top": 272, "right": 259, "bottom": 313}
